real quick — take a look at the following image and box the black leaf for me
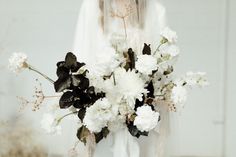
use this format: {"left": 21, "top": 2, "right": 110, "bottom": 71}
{"left": 146, "top": 81, "right": 155, "bottom": 98}
{"left": 142, "top": 43, "right": 151, "bottom": 55}
{"left": 59, "top": 91, "right": 74, "bottom": 109}
{"left": 71, "top": 62, "right": 85, "bottom": 73}
{"left": 128, "top": 48, "right": 135, "bottom": 70}
{"left": 94, "top": 127, "right": 110, "bottom": 143}
{"left": 54, "top": 75, "right": 71, "bottom": 92}
{"left": 73, "top": 100, "right": 83, "bottom": 109}
{"left": 127, "top": 124, "right": 140, "bottom": 138}
{"left": 65, "top": 52, "right": 77, "bottom": 68}
{"left": 78, "top": 108, "right": 86, "bottom": 121}
{"left": 56, "top": 66, "right": 70, "bottom": 78}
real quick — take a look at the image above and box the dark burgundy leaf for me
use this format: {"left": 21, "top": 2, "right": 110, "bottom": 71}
{"left": 146, "top": 81, "right": 155, "bottom": 98}
{"left": 54, "top": 75, "right": 71, "bottom": 92}
{"left": 71, "top": 62, "right": 85, "bottom": 73}
{"left": 94, "top": 127, "right": 110, "bottom": 143}
{"left": 128, "top": 48, "right": 135, "bottom": 70}
{"left": 65, "top": 52, "right": 77, "bottom": 68}
{"left": 142, "top": 43, "right": 151, "bottom": 55}
{"left": 56, "top": 66, "right": 70, "bottom": 78}
{"left": 59, "top": 91, "right": 74, "bottom": 109}
{"left": 78, "top": 108, "right": 86, "bottom": 121}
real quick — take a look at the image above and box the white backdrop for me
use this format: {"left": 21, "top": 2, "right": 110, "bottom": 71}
{"left": 0, "top": 0, "right": 235, "bottom": 157}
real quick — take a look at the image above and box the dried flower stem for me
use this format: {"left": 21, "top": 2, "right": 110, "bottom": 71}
{"left": 28, "top": 64, "right": 54, "bottom": 84}
{"left": 56, "top": 111, "right": 79, "bottom": 125}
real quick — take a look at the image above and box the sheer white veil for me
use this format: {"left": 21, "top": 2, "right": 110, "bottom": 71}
{"left": 73, "top": 0, "right": 167, "bottom": 64}
{"left": 72, "top": 1, "right": 170, "bottom": 157}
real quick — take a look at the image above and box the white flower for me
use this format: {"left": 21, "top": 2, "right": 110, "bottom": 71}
{"left": 160, "top": 44, "right": 180, "bottom": 57}
{"left": 83, "top": 98, "right": 118, "bottom": 133}
{"left": 185, "top": 72, "right": 208, "bottom": 87}
{"left": 8, "top": 52, "right": 28, "bottom": 73}
{"left": 171, "top": 85, "right": 187, "bottom": 109}
{"left": 134, "top": 105, "right": 160, "bottom": 132}
{"left": 160, "top": 27, "right": 178, "bottom": 43}
{"left": 90, "top": 46, "right": 119, "bottom": 76}
{"left": 113, "top": 68, "right": 148, "bottom": 108}
{"left": 40, "top": 113, "right": 62, "bottom": 135}
{"left": 136, "top": 55, "right": 157, "bottom": 75}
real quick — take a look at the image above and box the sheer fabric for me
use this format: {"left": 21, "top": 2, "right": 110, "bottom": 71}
{"left": 72, "top": 1, "right": 169, "bottom": 157}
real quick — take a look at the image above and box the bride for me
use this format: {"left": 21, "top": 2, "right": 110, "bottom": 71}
{"left": 71, "top": 0, "right": 170, "bottom": 157}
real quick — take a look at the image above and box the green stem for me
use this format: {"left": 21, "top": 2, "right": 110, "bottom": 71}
{"left": 28, "top": 64, "right": 54, "bottom": 84}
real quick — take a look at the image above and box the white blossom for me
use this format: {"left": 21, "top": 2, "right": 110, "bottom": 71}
{"left": 113, "top": 68, "right": 148, "bottom": 109}
{"left": 134, "top": 105, "right": 160, "bottom": 132}
{"left": 136, "top": 55, "right": 157, "bottom": 75}
{"left": 40, "top": 113, "right": 62, "bottom": 135}
{"left": 184, "top": 72, "right": 208, "bottom": 87}
{"left": 160, "top": 27, "right": 178, "bottom": 43}
{"left": 83, "top": 98, "right": 118, "bottom": 133}
{"left": 90, "top": 46, "right": 119, "bottom": 76}
{"left": 171, "top": 85, "right": 187, "bottom": 109}
{"left": 160, "top": 44, "right": 180, "bottom": 57}
{"left": 8, "top": 52, "right": 28, "bottom": 73}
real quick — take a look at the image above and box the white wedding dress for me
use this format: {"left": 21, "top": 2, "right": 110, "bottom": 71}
{"left": 71, "top": 0, "right": 169, "bottom": 157}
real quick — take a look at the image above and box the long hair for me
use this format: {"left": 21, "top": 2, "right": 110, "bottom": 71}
{"left": 99, "top": 0, "right": 147, "bottom": 32}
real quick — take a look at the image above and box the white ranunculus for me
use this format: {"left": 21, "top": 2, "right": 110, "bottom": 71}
{"left": 160, "top": 44, "right": 180, "bottom": 57}
{"left": 171, "top": 85, "right": 187, "bottom": 109}
{"left": 83, "top": 98, "right": 118, "bottom": 133}
{"left": 90, "top": 46, "right": 119, "bottom": 76}
{"left": 113, "top": 68, "right": 148, "bottom": 109}
{"left": 160, "top": 27, "right": 178, "bottom": 43}
{"left": 8, "top": 52, "right": 28, "bottom": 73}
{"left": 40, "top": 113, "right": 61, "bottom": 135}
{"left": 134, "top": 105, "right": 160, "bottom": 132}
{"left": 185, "top": 72, "right": 208, "bottom": 87}
{"left": 136, "top": 55, "right": 157, "bottom": 75}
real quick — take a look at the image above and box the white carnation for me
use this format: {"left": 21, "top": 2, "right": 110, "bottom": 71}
{"left": 114, "top": 68, "right": 148, "bottom": 109}
{"left": 160, "top": 27, "right": 177, "bottom": 43}
{"left": 185, "top": 72, "right": 208, "bottom": 87}
{"left": 8, "top": 52, "right": 28, "bottom": 73}
{"left": 40, "top": 113, "right": 62, "bottom": 135}
{"left": 136, "top": 55, "right": 157, "bottom": 75}
{"left": 134, "top": 105, "right": 160, "bottom": 132}
{"left": 83, "top": 98, "right": 118, "bottom": 133}
{"left": 171, "top": 85, "right": 187, "bottom": 109}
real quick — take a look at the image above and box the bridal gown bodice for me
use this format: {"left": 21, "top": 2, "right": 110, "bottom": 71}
{"left": 71, "top": 0, "right": 169, "bottom": 157}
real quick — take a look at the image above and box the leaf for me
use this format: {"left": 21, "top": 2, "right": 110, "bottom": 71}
{"left": 77, "top": 126, "right": 90, "bottom": 145}
{"left": 65, "top": 52, "right": 77, "bottom": 68}
{"left": 71, "top": 62, "right": 85, "bottom": 73}
{"left": 71, "top": 75, "right": 89, "bottom": 90}
{"left": 56, "top": 66, "right": 70, "bottom": 78}
{"left": 78, "top": 108, "right": 86, "bottom": 121}
{"left": 54, "top": 75, "right": 71, "bottom": 92}
{"left": 142, "top": 43, "right": 151, "bottom": 55}
{"left": 59, "top": 91, "right": 74, "bottom": 109}
{"left": 146, "top": 81, "right": 154, "bottom": 98}
{"left": 94, "top": 127, "right": 110, "bottom": 143}
{"left": 127, "top": 48, "right": 135, "bottom": 70}
{"left": 127, "top": 124, "right": 140, "bottom": 138}
{"left": 134, "top": 95, "right": 145, "bottom": 111}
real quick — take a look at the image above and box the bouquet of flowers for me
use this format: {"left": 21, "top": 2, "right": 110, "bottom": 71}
{"left": 9, "top": 27, "right": 207, "bottom": 150}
